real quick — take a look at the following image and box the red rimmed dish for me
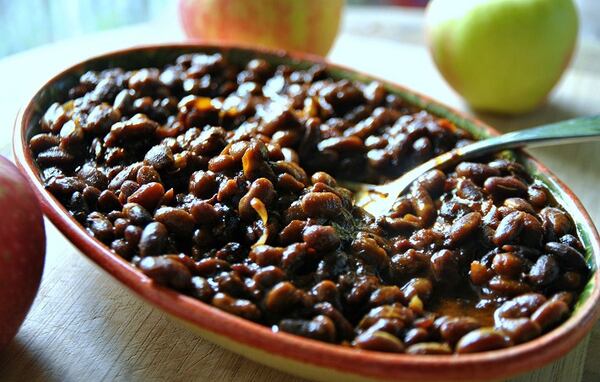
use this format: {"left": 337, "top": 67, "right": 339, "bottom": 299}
{"left": 13, "top": 43, "right": 600, "bottom": 381}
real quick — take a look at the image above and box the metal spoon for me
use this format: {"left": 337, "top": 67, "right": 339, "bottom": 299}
{"left": 343, "top": 116, "right": 600, "bottom": 217}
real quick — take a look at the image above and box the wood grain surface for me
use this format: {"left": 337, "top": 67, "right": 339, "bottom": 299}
{"left": 0, "top": 7, "right": 599, "bottom": 382}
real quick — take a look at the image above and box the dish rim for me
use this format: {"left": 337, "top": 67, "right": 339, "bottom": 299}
{"left": 12, "top": 42, "right": 600, "bottom": 381}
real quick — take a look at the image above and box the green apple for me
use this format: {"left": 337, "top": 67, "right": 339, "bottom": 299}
{"left": 426, "top": 0, "right": 578, "bottom": 114}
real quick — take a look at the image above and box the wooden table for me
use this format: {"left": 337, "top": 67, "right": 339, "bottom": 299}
{"left": 1, "top": 7, "right": 599, "bottom": 381}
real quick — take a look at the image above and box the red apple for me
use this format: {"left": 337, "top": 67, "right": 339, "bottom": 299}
{"left": 0, "top": 155, "right": 45, "bottom": 349}
{"left": 179, "top": 0, "right": 345, "bottom": 56}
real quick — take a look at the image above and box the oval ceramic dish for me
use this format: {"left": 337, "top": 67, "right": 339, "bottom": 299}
{"left": 13, "top": 44, "right": 600, "bottom": 382}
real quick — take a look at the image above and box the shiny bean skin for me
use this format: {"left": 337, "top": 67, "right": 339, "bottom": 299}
{"left": 545, "top": 242, "right": 588, "bottom": 271}
{"left": 493, "top": 211, "right": 525, "bottom": 246}
{"left": 406, "top": 342, "right": 452, "bottom": 355}
{"left": 531, "top": 300, "right": 569, "bottom": 331}
{"left": 139, "top": 256, "right": 192, "bottom": 290}
{"left": 484, "top": 176, "right": 528, "bottom": 200}
{"left": 154, "top": 207, "right": 195, "bottom": 238}
{"left": 138, "top": 222, "right": 168, "bottom": 257}
{"left": 455, "top": 328, "right": 511, "bottom": 354}
{"left": 353, "top": 330, "right": 405, "bottom": 353}
{"left": 447, "top": 212, "right": 481, "bottom": 245}
{"left": 303, "top": 225, "right": 341, "bottom": 252}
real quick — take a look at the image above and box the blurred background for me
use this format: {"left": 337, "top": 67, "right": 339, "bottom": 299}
{"left": 2, "top": 0, "right": 598, "bottom": 59}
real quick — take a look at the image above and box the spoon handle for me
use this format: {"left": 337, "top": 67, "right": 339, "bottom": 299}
{"left": 377, "top": 116, "right": 600, "bottom": 212}
{"left": 457, "top": 115, "right": 600, "bottom": 158}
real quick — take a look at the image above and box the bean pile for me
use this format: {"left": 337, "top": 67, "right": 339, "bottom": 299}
{"left": 30, "top": 52, "right": 590, "bottom": 354}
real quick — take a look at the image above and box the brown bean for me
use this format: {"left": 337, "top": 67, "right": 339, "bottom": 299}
{"left": 279, "top": 315, "right": 336, "bottom": 343}
{"left": 37, "top": 146, "right": 75, "bottom": 168}
{"left": 401, "top": 278, "right": 433, "bottom": 301}
{"left": 124, "top": 225, "right": 143, "bottom": 246}
{"left": 545, "top": 242, "right": 588, "bottom": 271}
{"left": 97, "top": 189, "right": 121, "bottom": 212}
{"left": 448, "top": 212, "right": 481, "bottom": 245}
{"left": 550, "top": 292, "right": 575, "bottom": 307}
{"left": 351, "top": 235, "right": 389, "bottom": 270}
{"left": 493, "top": 211, "right": 525, "bottom": 246}
{"left": 311, "top": 172, "right": 337, "bottom": 187}
{"left": 249, "top": 245, "right": 284, "bottom": 266}
{"left": 491, "top": 252, "right": 523, "bottom": 279}
{"left": 494, "top": 293, "right": 547, "bottom": 322}
{"left": 560, "top": 234, "right": 584, "bottom": 252}
{"left": 495, "top": 317, "right": 541, "bottom": 344}
{"left": 190, "top": 200, "right": 219, "bottom": 225}
{"left": 503, "top": 198, "right": 535, "bottom": 214}
{"left": 144, "top": 144, "right": 174, "bottom": 171}
{"left": 301, "top": 192, "right": 342, "bottom": 219}
{"left": 136, "top": 165, "right": 161, "bottom": 185}
{"left": 123, "top": 203, "right": 153, "bottom": 226}
{"left": 484, "top": 176, "right": 528, "bottom": 200}
{"left": 111, "top": 238, "right": 134, "bottom": 258}
{"left": 190, "top": 276, "right": 214, "bottom": 301}
{"left": 528, "top": 184, "right": 548, "bottom": 208}
{"left": 437, "top": 316, "right": 481, "bottom": 345}
{"left": 154, "top": 206, "right": 195, "bottom": 238}
{"left": 456, "top": 178, "right": 483, "bottom": 200}
{"left": 138, "top": 222, "right": 168, "bottom": 257}
{"left": 455, "top": 328, "right": 511, "bottom": 354}
{"left": 540, "top": 207, "right": 573, "bottom": 241}
{"left": 277, "top": 173, "right": 305, "bottom": 192}
{"left": 239, "top": 178, "right": 275, "bottom": 221}
{"left": 241, "top": 139, "right": 272, "bottom": 180}
{"left": 108, "top": 163, "right": 143, "bottom": 191}
{"left": 139, "top": 256, "right": 192, "bottom": 290}
{"left": 318, "top": 136, "right": 365, "bottom": 153}
{"left": 528, "top": 255, "right": 560, "bottom": 286}
{"left": 86, "top": 212, "right": 114, "bottom": 243}
{"left": 46, "top": 176, "right": 85, "bottom": 197}
{"left": 303, "top": 225, "right": 340, "bottom": 252}
{"left": 456, "top": 162, "right": 500, "bottom": 184}
{"left": 488, "top": 276, "right": 530, "bottom": 297}
{"left": 105, "top": 114, "right": 159, "bottom": 147}
{"left": 195, "top": 258, "right": 230, "bottom": 276}
{"left": 430, "top": 249, "right": 460, "bottom": 284}
{"left": 405, "top": 342, "right": 452, "bottom": 355}
{"left": 369, "top": 286, "right": 405, "bottom": 307}
{"left": 189, "top": 170, "right": 218, "bottom": 198}
{"left": 353, "top": 330, "right": 405, "bottom": 353}
{"left": 41, "top": 102, "right": 69, "bottom": 133}
{"left": 279, "top": 220, "right": 307, "bottom": 245}
{"left": 531, "top": 300, "right": 569, "bottom": 331}
{"left": 403, "top": 328, "right": 430, "bottom": 346}
{"left": 410, "top": 185, "right": 435, "bottom": 224}
{"left": 212, "top": 293, "right": 261, "bottom": 321}
{"left": 265, "top": 282, "right": 300, "bottom": 314}
{"left": 252, "top": 266, "right": 285, "bottom": 289}
{"left": 127, "top": 182, "right": 164, "bottom": 211}
{"left": 30, "top": 133, "right": 60, "bottom": 154}
{"left": 470, "top": 261, "right": 493, "bottom": 285}
{"left": 521, "top": 213, "right": 544, "bottom": 248}
{"left": 416, "top": 170, "right": 446, "bottom": 198}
